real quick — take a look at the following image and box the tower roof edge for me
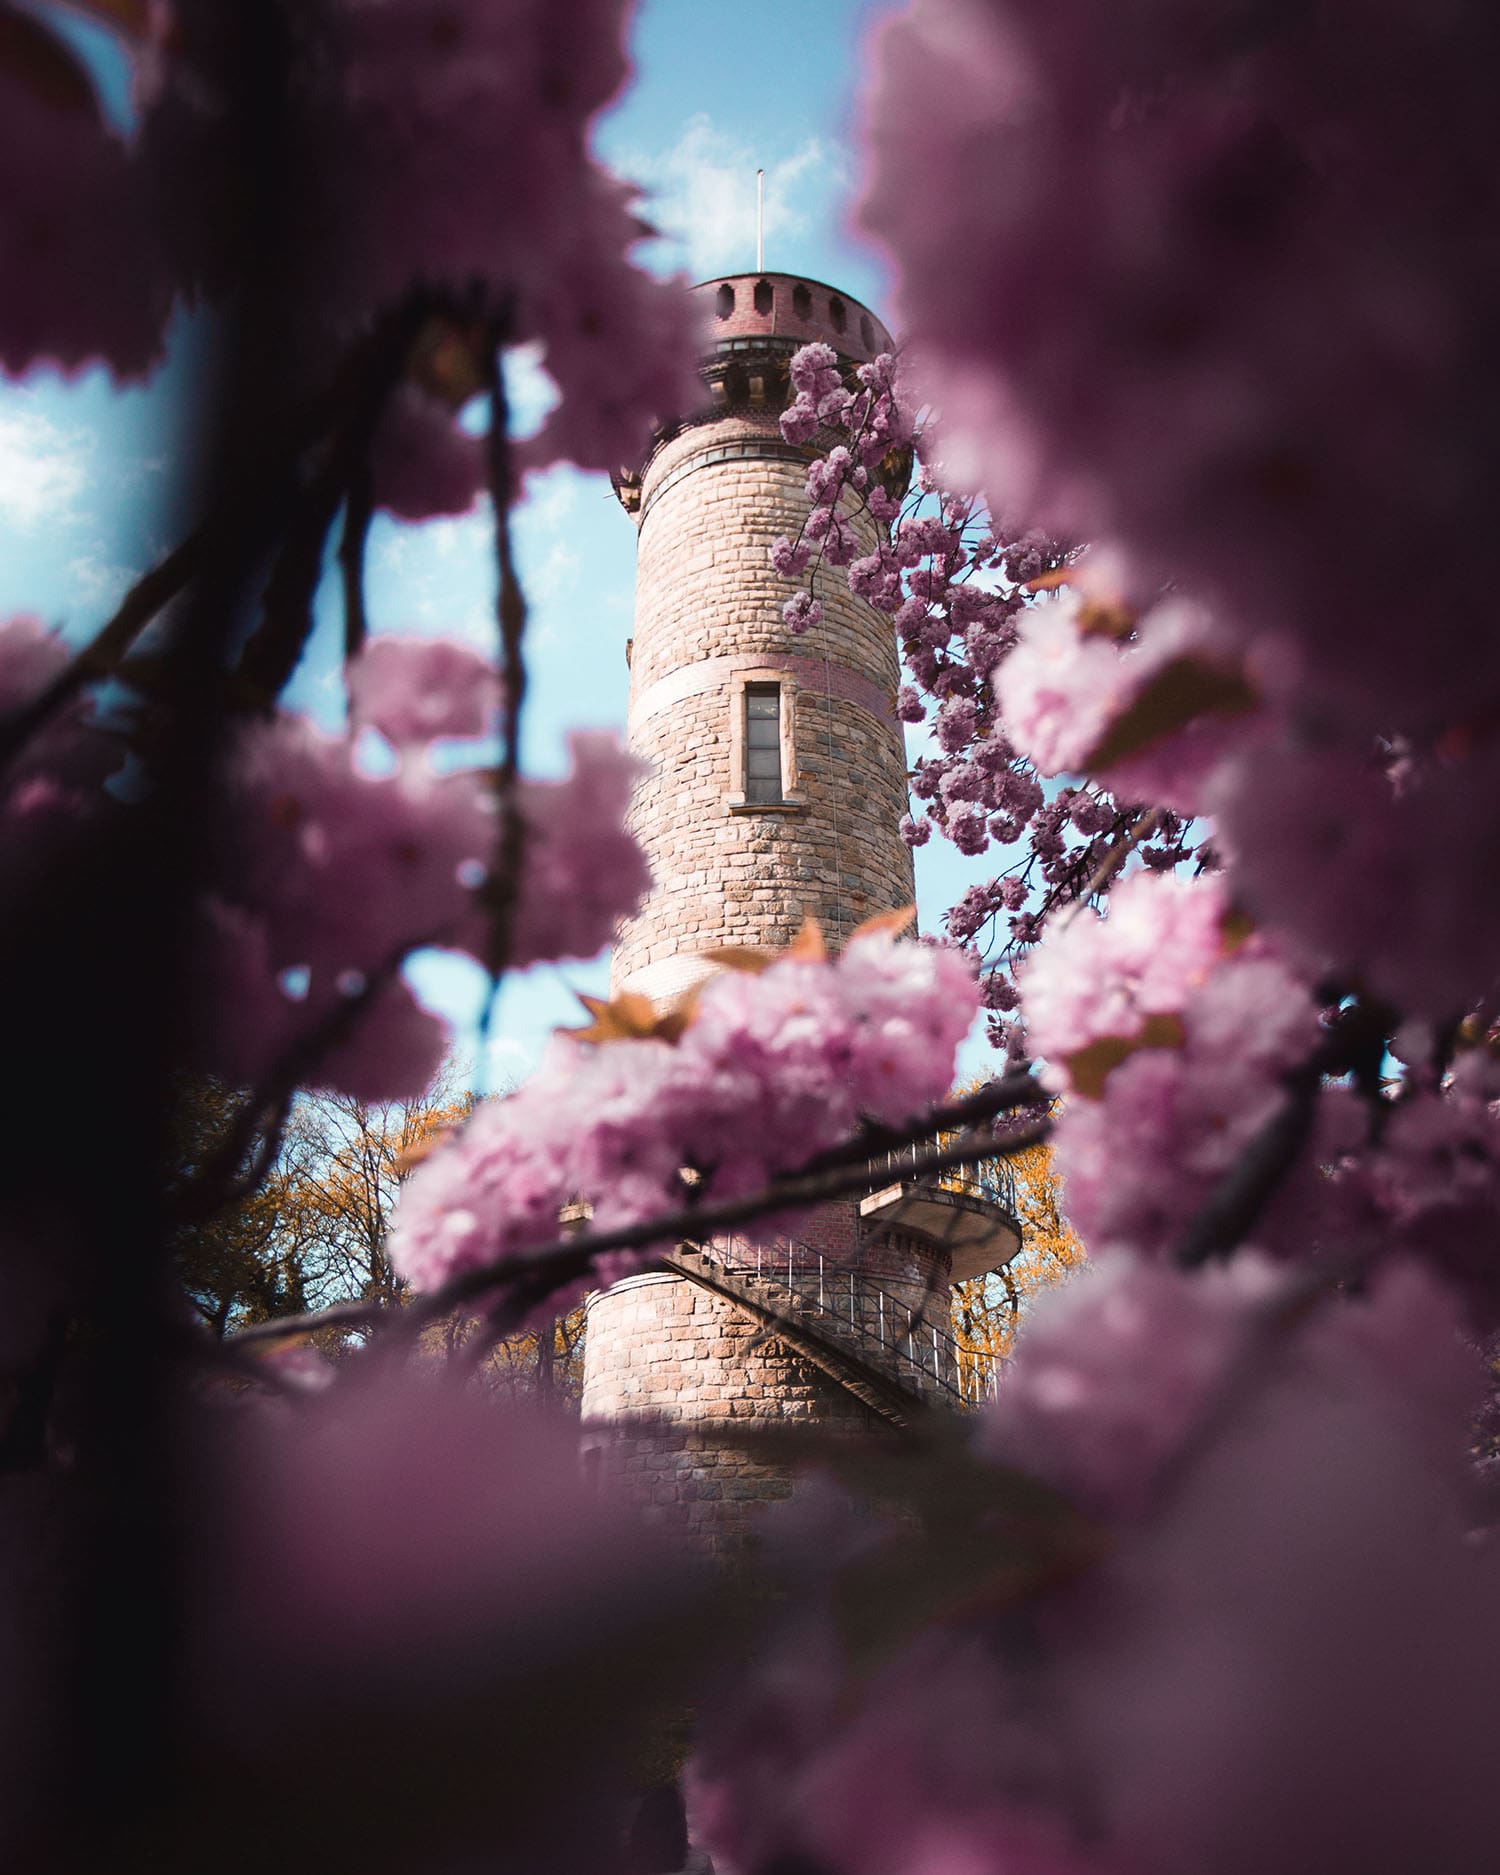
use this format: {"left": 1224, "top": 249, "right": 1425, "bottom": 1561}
{"left": 689, "top": 272, "right": 894, "bottom": 363}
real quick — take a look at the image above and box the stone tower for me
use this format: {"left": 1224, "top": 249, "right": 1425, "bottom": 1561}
{"left": 580, "top": 274, "right": 1020, "bottom": 1554}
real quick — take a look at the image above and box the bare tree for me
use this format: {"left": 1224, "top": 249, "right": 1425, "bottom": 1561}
{"left": 287, "top": 1059, "right": 472, "bottom": 1308}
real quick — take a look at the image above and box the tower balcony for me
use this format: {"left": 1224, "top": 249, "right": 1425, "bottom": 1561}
{"left": 858, "top": 1144, "right": 1023, "bottom": 1284}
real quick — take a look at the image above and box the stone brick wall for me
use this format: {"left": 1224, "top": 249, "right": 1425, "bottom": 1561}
{"left": 611, "top": 406, "right": 914, "bottom": 994}
{"left": 580, "top": 1272, "right": 886, "bottom": 1552}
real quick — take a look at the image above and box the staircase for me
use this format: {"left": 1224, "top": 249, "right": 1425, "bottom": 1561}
{"left": 662, "top": 1235, "right": 997, "bottom": 1429}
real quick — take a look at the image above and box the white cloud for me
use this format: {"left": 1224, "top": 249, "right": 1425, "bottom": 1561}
{"left": 622, "top": 115, "right": 846, "bottom": 279}
{"left": 516, "top": 466, "right": 587, "bottom": 613}
{"left": 66, "top": 550, "right": 136, "bottom": 611}
{"left": 502, "top": 342, "right": 561, "bottom": 441}
{"left": 0, "top": 401, "right": 91, "bottom": 532}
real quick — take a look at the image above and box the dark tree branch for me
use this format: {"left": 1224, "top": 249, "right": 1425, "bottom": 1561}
{"left": 1172, "top": 998, "right": 1394, "bottom": 1268}
{"left": 236, "top": 302, "right": 428, "bottom": 705}
{"left": 339, "top": 455, "right": 375, "bottom": 663}
{"left": 475, "top": 319, "right": 531, "bottom": 1079}
{"left": 793, "top": 1069, "right": 1049, "bottom": 1175}
{"left": 1170, "top": 1073, "right": 1323, "bottom": 1269}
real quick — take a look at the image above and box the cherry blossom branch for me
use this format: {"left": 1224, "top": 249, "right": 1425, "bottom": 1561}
{"left": 228, "top": 1097, "right": 1054, "bottom": 1351}
{"left": 1058, "top": 805, "right": 1165, "bottom": 928}
{"left": 791, "top": 1067, "right": 1049, "bottom": 1174}
{"left": 1169, "top": 1071, "right": 1323, "bottom": 1269}
{"left": 2, "top": 295, "right": 478, "bottom": 774}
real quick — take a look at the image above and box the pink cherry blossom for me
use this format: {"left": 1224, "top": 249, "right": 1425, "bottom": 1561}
{"left": 1210, "top": 736, "right": 1500, "bottom": 1022}
{"left": 1019, "top": 871, "right": 1229, "bottom": 1065}
{"left": 368, "top": 385, "right": 485, "bottom": 521}
{"left": 191, "top": 640, "right": 648, "bottom": 1100}
{"left": 1020, "top": 873, "right": 1322, "bottom": 1254}
{"left": 390, "top": 929, "right": 979, "bottom": 1301}
{"left": 141, "top": 0, "right": 698, "bottom": 481}
{"left": 696, "top": 1254, "right": 1494, "bottom": 1875}
{"left": 347, "top": 635, "right": 499, "bottom": 749}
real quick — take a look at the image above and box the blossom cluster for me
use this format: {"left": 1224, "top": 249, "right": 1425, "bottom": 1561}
{"left": 3, "top": 0, "right": 697, "bottom": 510}
{"left": 9, "top": 2, "right": 1500, "bottom": 1871}
{"left": 202, "top": 645, "right": 648, "bottom": 1102}
{"left": 694, "top": 1252, "right": 1498, "bottom": 1875}
{"left": 859, "top": 0, "right": 1500, "bottom": 1032}
{"left": 390, "top": 927, "right": 979, "bottom": 1302}
{"left": 769, "top": 347, "right": 1202, "bottom": 1044}
{"left": 706, "top": 13, "right": 1500, "bottom": 1855}
{"left": 1020, "top": 872, "right": 1321, "bottom": 1256}
{"left": 860, "top": 0, "right": 1500, "bottom": 728}
{"left": 1, "top": 1360, "right": 702, "bottom": 1872}
{"left": 0, "top": 620, "right": 648, "bottom": 1103}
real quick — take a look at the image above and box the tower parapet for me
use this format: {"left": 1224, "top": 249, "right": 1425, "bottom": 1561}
{"left": 613, "top": 273, "right": 893, "bottom": 520}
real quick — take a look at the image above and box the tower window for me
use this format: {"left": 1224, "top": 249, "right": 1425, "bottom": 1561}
{"left": 754, "top": 278, "right": 774, "bottom": 316}
{"left": 727, "top": 671, "right": 804, "bottom": 813}
{"left": 715, "top": 282, "right": 735, "bottom": 318}
{"left": 793, "top": 283, "right": 812, "bottom": 320}
{"left": 828, "top": 295, "right": 847, "bottom": 334}
{"left": 744, "top": 684, "right": 783, "bottom": 804}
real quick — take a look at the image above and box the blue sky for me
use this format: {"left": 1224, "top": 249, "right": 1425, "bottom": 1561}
{"left": 0, "top": 0, "right": 996, "bottom": 1089}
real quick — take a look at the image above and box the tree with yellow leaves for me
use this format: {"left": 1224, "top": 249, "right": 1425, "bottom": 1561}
{"left": 949, "top": 1109, "right": 1086, "bottom": 1372}
{"left": 292, "top": 1062, "right": 473, "bottom": 1311}
{"left": 170, "top": 1061, "right": 473, "bottom": 1336}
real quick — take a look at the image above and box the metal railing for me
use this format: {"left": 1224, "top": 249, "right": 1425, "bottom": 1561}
{"left": 684, "top": 1232, "right": 999, "bottom": 1408}
{"left": 864, "top": 1142, "right": 1019, "bottom": 1216}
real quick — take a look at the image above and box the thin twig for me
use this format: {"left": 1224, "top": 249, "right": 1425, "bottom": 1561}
{"left": 1, "top": 298, "right": 459, "bottom": 771}
{"left": 0, "top": 531, "right": 207, "bottom": 772}
{"left": 1062, "top": 804, "right": 1164, "bottom": 920}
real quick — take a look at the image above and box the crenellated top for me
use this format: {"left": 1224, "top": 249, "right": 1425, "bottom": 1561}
{"left": 612, "top": 274, "right": 895, "bottom": 514}
{"left": 698, "top": 272, "right": 893, "bottom": 362}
